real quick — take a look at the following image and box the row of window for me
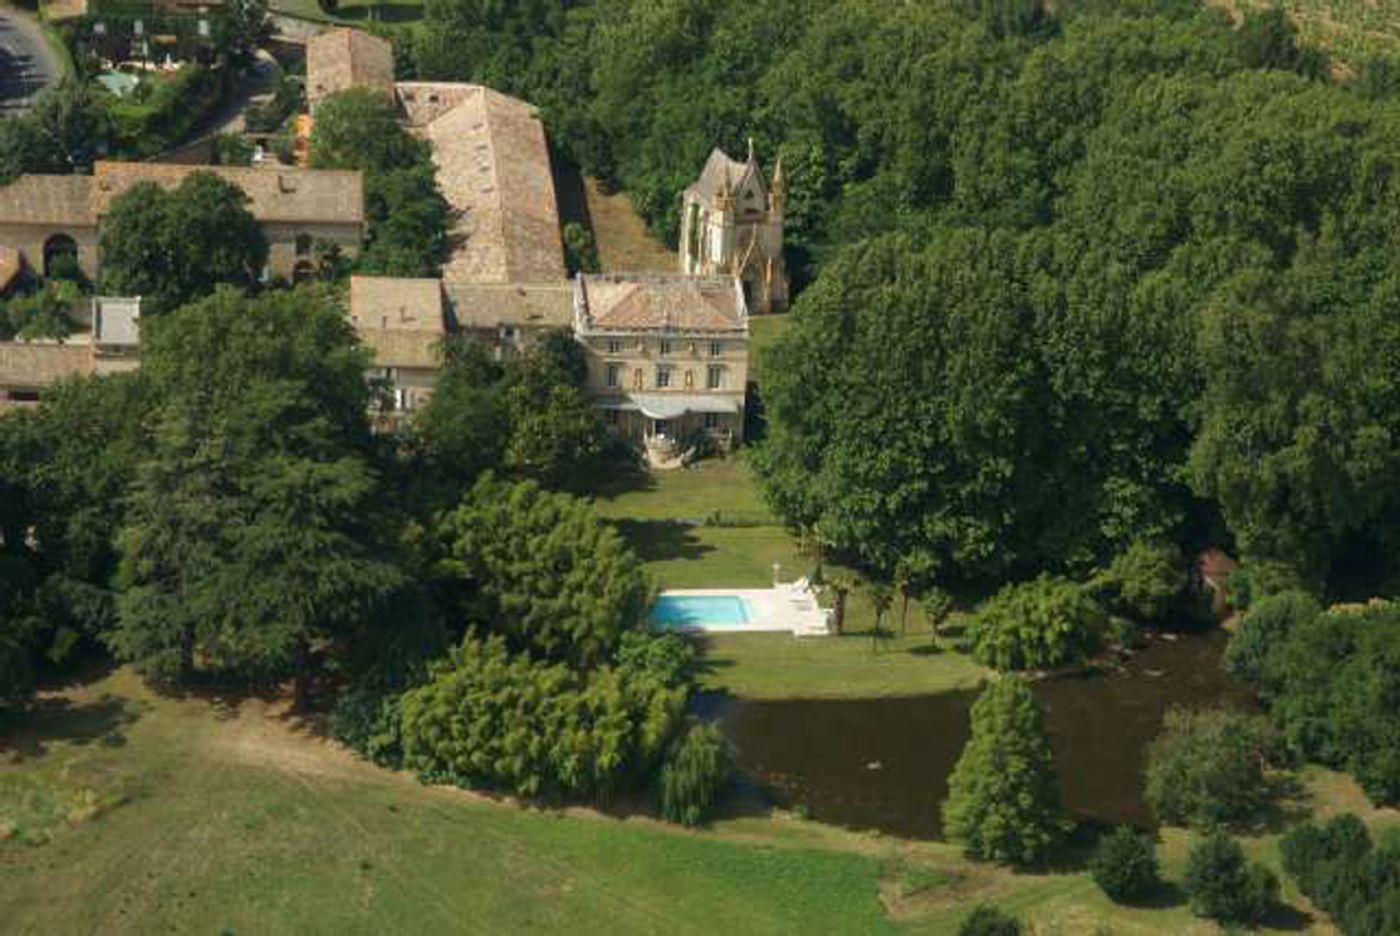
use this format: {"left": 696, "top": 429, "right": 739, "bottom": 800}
{"left": 605, "top": 338, "right": 726, "bottom": 357}
{"left": 605, "top": 364, "right": 725, "bottom": 390}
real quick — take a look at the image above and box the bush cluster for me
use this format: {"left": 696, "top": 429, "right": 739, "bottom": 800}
{"left": 1090, "top": 826, "right": 1159, "bottom": 904}
{"left": 957, "top": 905, "right": 1019, "bottom": 936}
{"left": 967, "top": 575, "right": 1103, "bottom": 672}
{"left": 1184, "top": 832, "right": 1278, "bottom": 926}
{"left": 1223, "top": 590, "right": 1322, "bottom": 686}
{"left": 1094, "top": 540, "right": 1189, "bottom": 624}
{"left": 1281, "top": 815, "right": 1400, "bottom": 935}
{"left": 1145, "top": 707, "right": 1290, "bottom": 829}
{"left": 400, "top": 634, "right": 687, "bottom": 800}
{"left": 1230, "top": 599, "right": 1400, "bottom": 804}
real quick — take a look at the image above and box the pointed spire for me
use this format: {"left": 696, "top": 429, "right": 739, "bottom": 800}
{"left": 770, "top": 153, "right": 786, "bottom": 215}
{"left": 747, "top": 136, "right": 756, "bottom": 164}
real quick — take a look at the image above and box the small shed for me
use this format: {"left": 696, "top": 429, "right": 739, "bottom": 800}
{"left": 1195, "top": 547, "right": 1240, "bottom": 619}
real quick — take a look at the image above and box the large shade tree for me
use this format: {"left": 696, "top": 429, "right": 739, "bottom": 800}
{"left": 100, "top": 173, "right": 267, "bottom": 314}
{"left": 110, "top": 289, "right": 407, "bottom": 698}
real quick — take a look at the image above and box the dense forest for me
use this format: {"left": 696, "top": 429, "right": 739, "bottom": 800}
{"left": 399, "top": 0, "right": 1400, "bottom": 595}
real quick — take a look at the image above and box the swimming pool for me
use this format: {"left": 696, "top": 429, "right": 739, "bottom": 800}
{"left": 651, "top": 594, "right": 752, "bottom": 630}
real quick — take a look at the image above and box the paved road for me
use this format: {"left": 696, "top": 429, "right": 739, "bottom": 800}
{"left": 0, "top": 8, "right": 61, "bottom": 115}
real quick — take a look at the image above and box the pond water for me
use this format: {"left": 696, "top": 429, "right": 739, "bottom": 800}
{"left": 721, "top": 629, "right": 1252, "bottom": 839}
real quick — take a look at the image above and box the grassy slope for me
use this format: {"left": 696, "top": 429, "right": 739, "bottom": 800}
{"left": 584, "top": 177, "right": 678, "bottom": 273}
{"left": 0, "top": 670, "right": 893, "bottom": 935}
{"left": 6, "top": 670, "right": 1396, "bottom": 934}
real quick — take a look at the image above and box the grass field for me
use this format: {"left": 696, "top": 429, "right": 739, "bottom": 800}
{"left": 4, "top": 668, "right": 1395, "bottom": 934}
{"left": 583, "top": 178, "right": 677, "bottom": 273}
{"left": 0, "top": 670, "right": 895, "bottom": 935}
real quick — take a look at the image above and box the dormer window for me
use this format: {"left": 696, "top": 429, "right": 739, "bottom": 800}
{"left": 659, "top": 340, "right": 672, "bottom": 356}
{"left": 607, "top": 338, "right": 622, "bottom": 354}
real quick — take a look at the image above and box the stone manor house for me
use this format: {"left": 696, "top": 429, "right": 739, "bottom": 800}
{"left": 0, "top": 28, "right": 787, "bottom": 467}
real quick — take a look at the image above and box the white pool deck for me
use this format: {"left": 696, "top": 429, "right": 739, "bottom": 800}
{"left": 657, "top": 579, "right": 832, "bottom": 637}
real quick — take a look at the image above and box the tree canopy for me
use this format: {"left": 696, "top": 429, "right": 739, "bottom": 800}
{"left": 943, "top": 677, "right": 1063, "bottom": 864}
{"left": 389, "top": 0, "right": 1397, "bottom": 591}
{"left": 100, "top": 173, "right": 268, "bottom": 314}
{"left": 110, "top": 289, "right": 406, "bottom": 693}
{"left": 309, "top": 88, "right": 449, "bottom": 277}
{"left": 432, "top": 473, "right": 649, "bottom": 667}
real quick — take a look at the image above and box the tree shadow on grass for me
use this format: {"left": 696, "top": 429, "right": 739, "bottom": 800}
{"left": 0, "top": 694, "right": 139, "bottom": 762}
{"left": 335, "top": 3, "right": 423, "bottom": 23}
{"left": 592, "top": 464, "right": 657, "bottom": 502}
{"left": 611, "top": 519, "right": 714, "bottom": 564}
{"left": 1128, "top": 880, "right": 1189, "bottom": 912}
{"left": 162, "top": 674, "right": 284, "bottom": 722}
{"left": 1261, "top": 902, "right": 1315, "bottom": 932}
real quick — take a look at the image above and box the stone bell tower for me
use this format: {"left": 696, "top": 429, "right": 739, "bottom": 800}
{"left": 679, "top": 140, "right": 787, "bottom": 313}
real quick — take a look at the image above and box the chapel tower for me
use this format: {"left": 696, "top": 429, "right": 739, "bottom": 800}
{"left": 679, "top": 141, "right": 787, "bottom": 313}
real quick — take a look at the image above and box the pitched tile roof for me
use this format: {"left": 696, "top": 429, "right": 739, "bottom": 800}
{"left": 443, "top": 281, "right": 572, "bottom": 330}
{"left": 578, "top": 274, "right": 747, "bottom": 334}
{"left": 90, "top": 162, "right": 364, "bottom": 224}
{"left": 0, "top": 175, "right": 95, "bottom": 226}
{"left": 0, "top": 340, "right": 93, "bottom": 386}
{"left": 348, "top": 275, "right": 445, "bottom": 369}
{"left": 306, "top": 28, "right": 395, "bottom": 105}
{"left": 397, "top": 83, "right": 566, "bottom": 285}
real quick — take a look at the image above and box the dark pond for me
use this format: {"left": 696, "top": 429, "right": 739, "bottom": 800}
{"left": 721, "top": 629, "right": 1252, "bottom": 840}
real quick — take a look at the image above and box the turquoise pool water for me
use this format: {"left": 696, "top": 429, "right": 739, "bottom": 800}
{"left": 651, "top": 594, "right": 751, "bottom": 630}
{"left": 97, "top": 71, "right": 140, "bottom": 98}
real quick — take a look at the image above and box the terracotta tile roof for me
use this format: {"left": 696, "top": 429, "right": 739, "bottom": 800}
{"left": 578, "top": 274, "right": 747, "bottom": 333}
{"left": 0, "top": 340, "right": 93, "bottom": 387}
{"left": 306, "top": 28, "right": 395, "bottom": 105}
{"left": 91, "top": 162, "right": 364, "bottom": 224}
{"left": 348, "top": 275, "right": 445, "bottom": 369}
{"left": 397, "top": 83, "right": 565, "bottom": 285}
{"left": 443, "top": 281, "right": 572, "bottom": 330}
{"left": 0, "top": 175, "right": 95, "bottom": 226}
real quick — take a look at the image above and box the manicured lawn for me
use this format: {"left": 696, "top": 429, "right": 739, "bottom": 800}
{"left": 593, "top": 457, "right": 990, "bottom": 699}
{"left": 697, "top": 632, "right": 985, "bottom": 700}
{"left": 594, "top": 458, "right": 775, "bottom": 524}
